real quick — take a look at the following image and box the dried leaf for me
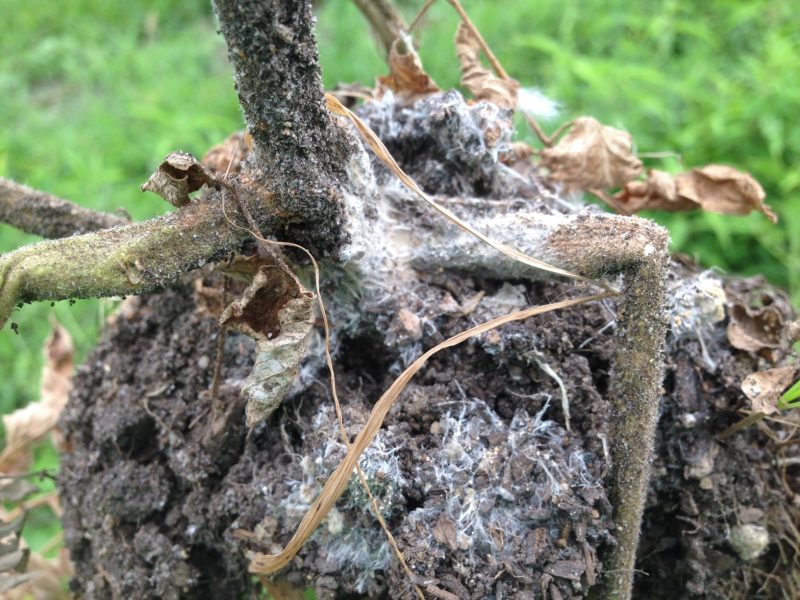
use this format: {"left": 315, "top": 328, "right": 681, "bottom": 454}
{"left": 0, "top": 324, "right": 73, "bottom": 473}
{"left": 615, "top": 169, "right": 692, "bottom": 213}
{"left": 455, "top": 22, "right": 518, "bottom": 110}
{"left": 617, "top": 165, "right": 777, "bottom": 222}
{"left": 202, "top": 131, "right": 253, "bottom": 175}
{"left": 677, "top": 165, "right": 777, "bottom": 223}
{"left": 724, "top": 281, "right": 795, "bottom": 359}
{"left": 0, "top": 481, "right": 38, "bottom": 504}
{"left": 544, "top": 559, "right": 586, "bottom": 582}
{"left": 0, "top": 549, "right": 28, "bottom": 574}
{"left": 3, "top": 549, "right": 72, "bottom": 600}
{"left": 219, "top": 266, "right": 314, "bottom": 427}
{"left": 0, "top": 572, "right": 33, "bottom": 594}
{"left": 540, "top": 117, "right": 643, "bottom": 191}
{"left": 376, "top": 35, "right": 439, "bottom": 102}
{"left": 432, "top": 516, "right": 460, "bottom": 551}
{"left": 140, "top": 151, "right": 217, "bottom": 208}
{"left": 741, "top": 366, "right": 798, "bottom": 415}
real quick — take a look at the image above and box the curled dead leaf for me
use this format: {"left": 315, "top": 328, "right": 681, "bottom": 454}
{"left": 0, "top": 323, "right": 73, "bottom": 473}
{"left": 740, "top": 365, "right": 797, "bottom": 416}
{"left": 617, "top": 165, "right": 777, "bottom": 222}
{"left": 539, "top": 117, "right": 643, "bottom": 191}
{"left": 219, "top": 265, "right": 314, "bottom": 427}
{"left": 376, "top": 35, "right": 439, "bottom": 102}
{"left": 140, "top": 151, "right": 218, "bottom": 208}
{"left": 615, "top": 169, "right": 692, "bottom": 213}
{"left": 678, "top": 165, "right": 776, "bottom": 223}
{"left": 725, "top": 280, "right": 795, "bottom": 360}
{"left": 455, "top": 22, "right": 518, "bottom": 110}
{"left": 201, "top": 131, "right": 253, "bottom": 175}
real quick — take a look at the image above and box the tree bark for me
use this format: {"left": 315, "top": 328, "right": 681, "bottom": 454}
{"left": 212, "top": 0, "right": 357, "bottom": 257}
{"left": 0, "top": 177, "right": 128, "bottom": 238}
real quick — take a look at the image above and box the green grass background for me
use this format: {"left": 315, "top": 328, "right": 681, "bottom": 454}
{"left": 0, "top": 0, "right": 797, "bottom": 554}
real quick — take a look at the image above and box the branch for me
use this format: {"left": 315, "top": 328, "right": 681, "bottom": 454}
{"left": 402, "top": 205, "right": 669, "bottom": 600}
{"left": 0, "top": 188, "right": 262, "bottom": 329}
{"left": 351, "top": 0, "right": 408, "bottom": 57}
{"left": 0, "top": 177, "right": 128, "bottom": 238}
{"left": 212, "top": 0, "right": 357, "bottom": 257}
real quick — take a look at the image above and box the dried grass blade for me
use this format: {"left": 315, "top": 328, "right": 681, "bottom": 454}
{"left": 324, "top": 94, "right": 600, "bottom": 287}
{"left": 248, "top": 290, "right": 614, "bottom": 574}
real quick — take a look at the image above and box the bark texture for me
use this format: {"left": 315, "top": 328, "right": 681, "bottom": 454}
{"left": 0, "top": 177, "right": 128, "bottom": 238}
{"left": 213, "top": 0, "right": 357, "bottom": 257}
{"left": 0, "top": 189, "right": 257, "bottom": 328}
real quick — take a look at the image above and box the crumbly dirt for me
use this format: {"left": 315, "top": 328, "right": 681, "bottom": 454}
{"left": 58, "top": 92, "right": 799, "bottom": 599}
{"left": 59, "top": 270, "right": 800, "bottom": 599}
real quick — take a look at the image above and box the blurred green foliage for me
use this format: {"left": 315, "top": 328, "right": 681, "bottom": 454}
{"left": 0, "top": 0, "right": 796, "bottom": 553}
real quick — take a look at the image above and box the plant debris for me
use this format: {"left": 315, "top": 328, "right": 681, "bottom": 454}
{"left": 616, "top": 165, "right": 777, "bottom": 222}
{"left": 455, "top": 22, "right": 518, "bottom": 110}
{"left": 539, "top": 117, "right": 643, "bottom": 192}
{"left": 740, "top": 365, "right": 798, "bottom": 415}
{"left": 140, "top": 151, "right": 218, "bottom": 208}
{"left": 376, "top": 35, "right": 440, "bottom": 102}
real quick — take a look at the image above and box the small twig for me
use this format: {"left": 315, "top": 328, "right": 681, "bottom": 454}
{"left": 445, "top": 0, "right": 508, "bottom": 79}
{"left": 409, "top": 0, "right": 437, "bottom": 33}
{"left": 0, "top": 469, "right": 57, "bottom": 480}
{"left": 425, "top": 584, "right": 460, "bottom": 600}
{"left": 351, "top": 0, "right": 408, "bottom": 57}
{"left": 523, "top": 114, "right": 555, "bottom": 147}
{"left": 210, "top": 278, "right": 229, "bottom": 407}
{"left": 716, "top": 412, "right": 766, "bottom": 440}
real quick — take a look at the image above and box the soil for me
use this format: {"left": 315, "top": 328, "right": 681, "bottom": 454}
{"left": 58, "top": 271, "right": 800, "bottom": 599}
{"left": 57, "top": 92, "right": 800, "bottom": 599}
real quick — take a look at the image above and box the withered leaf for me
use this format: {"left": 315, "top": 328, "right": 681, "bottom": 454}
{"left": 140, "top": 151, "right": 217, "bottom": 208}
{"left": 219, "top": 265, "right": 315, "bottom": 427}
{"left": 455, "top": 22, "right": 518, "bottom": 110}
{"left": 431, "top": 516, "right": 460, "bottom": 551}
{"left": 376, "top": 35, "right": 439, "bottom": 102}
{"left": 727, "top": 301, "right": 786, "bottom": 355}
{"left": 741, "top": 365, "right": 797, "bottom": 415}
{"left": 0, "top": 323, "right": 73, "bottom": 473}
{"left": 201, "top": 131, "right": 253, "bottom": 175}
{"left": 544, "top": 559, "right": 586, "bottom": 581}
{"left": 617, "top": 165, "right": 777, "bottom": 222}
{"left": 678, "top": 165, "right": 777, "bottom": 223}
{"left": 540, "top": 117, "right": 643, "bottom": 191}
{"left": 615, "top": 169, "right": 693, "bottom": 213}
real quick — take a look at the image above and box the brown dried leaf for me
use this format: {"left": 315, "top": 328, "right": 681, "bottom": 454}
{"left": 616, "top": 169, "right": 693, "bottom": 213}
{"left": 455, "top": 22, "right": 518, "bottom": 110}
{"left": 617, "top": 165, "right": 777, "bottom": 222}
{"left": 219, "top": 265, "right": 315, "bottom": 427}
{"left": 677, "top": 165, "right": 777, "bottom": 223}
{"left": 0, "top": 324, "right": 73, "bottom": 473}
{"left": 540, "top": 117, "right": 643, "bottom": 191}
{"left": 545, "top": 559, "right": 586, "bottom": 582}
{"left": 201, "top": 131, "right": 253, "bottom": 175}
{"left": 727, "top": 302, "right": 785, "bottom": 354}
{"left": 376, "top": 35, "right": 439, "bottom": 102}
{"left": 3, "top": 548, "right": 72, "bottom": 600}
{"left": 140, "top": 151, "right": 217, "bottom": 208}
{"left": 432, "top": 516, "right": 460, "bottom": 551}
{"left": 741, "top": 366, "right": 797, "bottom": 416}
